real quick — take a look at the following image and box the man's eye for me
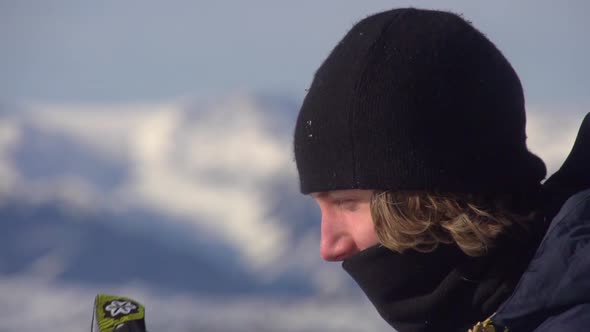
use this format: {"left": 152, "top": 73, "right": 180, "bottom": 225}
{"left": 336, "top": 199, "right": 360, "bottom": 211}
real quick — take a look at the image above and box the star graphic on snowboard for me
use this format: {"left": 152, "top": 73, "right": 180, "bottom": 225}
{"left": 104, "top": 299, "right": 138, "bottom": 318}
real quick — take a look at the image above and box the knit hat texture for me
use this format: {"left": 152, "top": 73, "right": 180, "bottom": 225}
{"left": 293, "top": 8, "right": 546, "bottom": 194}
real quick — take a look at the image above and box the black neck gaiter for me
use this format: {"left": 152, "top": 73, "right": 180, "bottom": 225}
{"left": 342, "top": 242, "right": 536, "bottom": 332}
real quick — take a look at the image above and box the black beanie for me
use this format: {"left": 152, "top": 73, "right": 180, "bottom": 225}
{"left": 293, "top": 8, "right": 546, "bottom": 195}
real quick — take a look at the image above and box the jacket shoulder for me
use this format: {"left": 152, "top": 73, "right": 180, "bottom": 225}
{"left": 493, "top": 188, "right": 590, "bottom": 331}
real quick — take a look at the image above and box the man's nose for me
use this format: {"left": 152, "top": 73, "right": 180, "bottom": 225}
{"left": 320, "top": 213, "right": 358, "bottom": 261}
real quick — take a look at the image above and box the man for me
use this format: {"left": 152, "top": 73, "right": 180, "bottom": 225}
{"left": 293, "top": 8, "right": 590, "bottom": 332}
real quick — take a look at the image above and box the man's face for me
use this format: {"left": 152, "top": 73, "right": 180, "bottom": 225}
{"left": 311, "top": 189, "right": 380, "bottom": 261}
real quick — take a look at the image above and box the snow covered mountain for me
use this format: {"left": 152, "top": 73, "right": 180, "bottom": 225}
{"left": 0, "top": 94, "right": 395, "bottom": 332}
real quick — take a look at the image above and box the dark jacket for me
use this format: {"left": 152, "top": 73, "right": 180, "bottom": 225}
{"left": 490, "top": 188, "right": 590, "bottom": 331}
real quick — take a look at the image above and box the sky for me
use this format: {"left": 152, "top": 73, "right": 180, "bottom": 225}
{"left": 1, "top": 0, "right": 589, "bottom": 108}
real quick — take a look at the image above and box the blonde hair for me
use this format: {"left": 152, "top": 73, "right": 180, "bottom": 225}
{"left": 370, "top": 191, "right": 537, "bottom": 257}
